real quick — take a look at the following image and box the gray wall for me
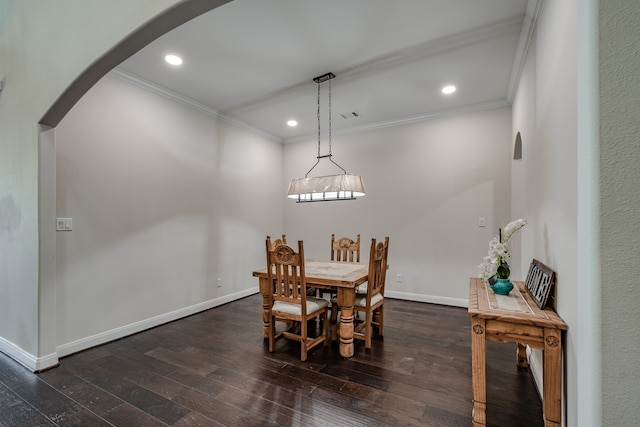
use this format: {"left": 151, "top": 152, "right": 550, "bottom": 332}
{"left": 284, "top": 107, "right": 513, "bottom": 305}
{"left": 0, "top": 0, "right": 186, "bottom": 370}
{"left": 597, "top": 0, "right": 640, "bottom": 424}
{"left": 513, "top": 1, "right": 640, "bottom": 425}
{"left": 55, "top": 73, "right": 283, "bottom": 354}
{"left": 3, "top": 1, "right": 640, "bottom": 425}
{"left": 512, "top": 0, "right": 579, "bottom": 423}
{"left": 55, "top": 72, "right": 511, "bottom": 352}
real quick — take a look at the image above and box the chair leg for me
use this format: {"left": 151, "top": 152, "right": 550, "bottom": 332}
{"left": 330, "top": 306, "right": 339, "bottom": 341}
{"left": 365, "top": 312, "right": 372, "bottom": 349}
{"left": 300, "top": 316, "right": 308, "bottom": 362}
{"left": 322, "top": 311, "right": 329, "bottom": 346}
{"left": 268, "top": 317, "right": 275, "bottom": 353}
{"left": 377, "top": 306, "right": 384, "bottom": 336}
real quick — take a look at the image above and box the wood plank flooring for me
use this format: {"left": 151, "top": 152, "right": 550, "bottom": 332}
{"left": 0, "top": 294, "right": 543, "bottom": 426}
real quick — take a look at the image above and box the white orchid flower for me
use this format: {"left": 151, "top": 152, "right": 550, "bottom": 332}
{"left": 501, "top": 219, "right": 527, "bottom": 243}
{"left": 479, "top": 219, "right": 527, "bottom": 281}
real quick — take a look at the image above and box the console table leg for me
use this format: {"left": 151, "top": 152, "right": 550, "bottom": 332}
{"left": 517, "top": 343, "right": 529, "bottom": 367}
{"left": 543, "top": 328, "right": 562, "bottom": 426}
{"left": 471, "top": 317, "right": 487, "bottom": 425}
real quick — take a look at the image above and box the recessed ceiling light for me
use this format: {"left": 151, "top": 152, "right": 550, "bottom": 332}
{"left": 442, "top": 85, "right": 456, "bottom": 94}
{"left": 165, "top": 54, "right": 183, "bottom": 66}
{"left": 287, "top": 120, "right": 298, "bottom": 127}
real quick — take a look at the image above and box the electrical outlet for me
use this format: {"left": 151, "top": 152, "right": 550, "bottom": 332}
{"left": 479, "top": 217, "right": 486, "bottom": 227}
{"left": 216, "top": 278, "right": 222, "bottom": 288}
{"left": 396, "top": 274, "right": 402, "bottom": 283}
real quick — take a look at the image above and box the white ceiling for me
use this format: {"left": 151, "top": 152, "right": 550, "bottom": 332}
{"left": 116, "top": 0, "right": 536, "bottom": 143}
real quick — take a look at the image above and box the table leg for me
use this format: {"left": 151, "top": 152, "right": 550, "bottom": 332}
{"left": 337, "top": 287, "right": 356, "bottom": 358}
{"left": 471, "top": 317, "right": 487, "bottom": 426}
{"left": 258, "top": 277, "right": 271, "bottom": 338}
{"left": 543, "top": 328, "right": 562, "bottom": 427}
{"left": 517, "top": 343, "right": 529, "bottom": 367}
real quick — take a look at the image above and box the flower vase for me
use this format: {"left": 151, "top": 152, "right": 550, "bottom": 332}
{"left": 490, "top": 278, "right": 514, "bottom": 295}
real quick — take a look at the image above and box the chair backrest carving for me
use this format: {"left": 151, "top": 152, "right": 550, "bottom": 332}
{"left": 330, "top": 233, "right": 361, "bottom": 262}
{"left": 266, "top": 234, "right": 287, "bottom": 251}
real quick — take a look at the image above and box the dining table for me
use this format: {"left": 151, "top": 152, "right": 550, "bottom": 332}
{"left": 252, "top": 259, "right": 369, "bottom": 358}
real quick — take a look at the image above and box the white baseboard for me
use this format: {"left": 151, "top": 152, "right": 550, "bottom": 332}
{"left": 2, "top": 288, "right": 466, "bottom": 372}
{"left": 385, "top": 290, "right": 468, "bottom": 308}
{"left": 2, "top": 288, "right": 259, "bottom": 372}
{"left": 0, "top": 336, "right": 59, "bottom": 372}
{"left": 527, "top": 346, "right": 544, "bottom": 398}
{"left": 56, "top": 287, "right": 258, "bottom": 358}
{"left": 53, "top": 289, "right": 466, "bottom": 360}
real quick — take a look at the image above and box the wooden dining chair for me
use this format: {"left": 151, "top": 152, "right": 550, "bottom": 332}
{"left": 330, "top": 233, "right": 361, "bottom": 262}
{"left": 318, "top": 233, "right": 362, "bottom": 300}
{"left": 266, "top": 234, "right": 295, "bottom": 328}
{"left": 265, "top": 238, "right": 330, "bottom": 361}
{"left": 331, "top": 236, "right": 389, "bottom": 349}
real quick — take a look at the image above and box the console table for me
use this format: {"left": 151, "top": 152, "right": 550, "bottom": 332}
{"left": 468, "top": 277, "right": 567, "bottom": 427}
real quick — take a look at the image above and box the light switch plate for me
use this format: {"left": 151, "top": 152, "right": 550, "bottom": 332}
{"left": 56, "top": 218, "right": 72, "bottom": 231}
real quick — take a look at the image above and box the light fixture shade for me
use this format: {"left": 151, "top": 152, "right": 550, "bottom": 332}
{"left": 287, "top": 174, "right": 365, "bottom": 202}
{"left": 287, "top": 72, "right": 365, "bottom": 203}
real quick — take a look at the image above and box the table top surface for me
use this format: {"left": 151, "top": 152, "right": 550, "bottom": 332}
{"left": 253, "top": 259, "right": 369, "bottom": 288}
{"left": 468, "top": 277, "right": 567, "bottom": 330}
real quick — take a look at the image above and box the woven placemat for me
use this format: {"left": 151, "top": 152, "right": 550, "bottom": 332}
{"left": 485, "top": 284, "right": 534, "bottom": 314}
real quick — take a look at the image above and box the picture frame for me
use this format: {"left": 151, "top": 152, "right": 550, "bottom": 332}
{"left": 524, "top": 259, "right": 556, "bottom": 309}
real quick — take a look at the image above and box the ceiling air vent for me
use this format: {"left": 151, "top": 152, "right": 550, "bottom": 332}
{"left": 339, "top": 112, "right": 359, "bottom": 120}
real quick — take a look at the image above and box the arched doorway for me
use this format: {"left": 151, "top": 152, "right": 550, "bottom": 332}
{"left": 40, "top": 0, "right": 232, "bottom": 127}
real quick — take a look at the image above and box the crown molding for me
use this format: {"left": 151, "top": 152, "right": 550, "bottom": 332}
{"left": 506, "top": 0, "right": 542, "bottom": 102}
{"left": 226, "top": 15, "right": 525, "bottom": 115}
{"left": 283, "top": 99, "right": 511, "bottom": 144}
{"left": 112, "top": 68, "right": 511, "bottom": 146}
{"left": 110, "top": 68, "right": 282, "bottom": 143}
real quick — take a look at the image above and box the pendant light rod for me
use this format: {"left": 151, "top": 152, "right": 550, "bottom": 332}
{"left": 287, "top": 71, "right": 365, "bottom": 202}
{"left": 305, "top": 72, "right": 347, "bottom": 177}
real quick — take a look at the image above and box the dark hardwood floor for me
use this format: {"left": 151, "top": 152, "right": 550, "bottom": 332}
{"left": 0, "top": 294, "right": 543, "bottom": 426}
